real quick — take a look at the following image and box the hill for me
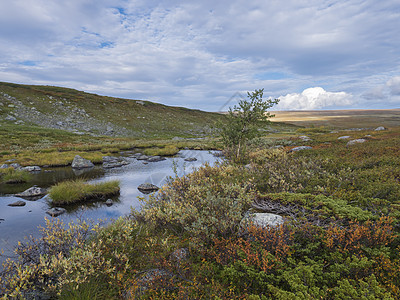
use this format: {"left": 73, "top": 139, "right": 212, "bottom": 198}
{"left": 0, "top": 81, "right": 223, "bottom": 138}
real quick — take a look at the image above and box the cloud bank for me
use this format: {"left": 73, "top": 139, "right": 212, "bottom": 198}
{"left": 276, "top": 87, "right": 352, "bottom": 110}
{"left": 0, "top": 0, "right": 399, "bottom": 111}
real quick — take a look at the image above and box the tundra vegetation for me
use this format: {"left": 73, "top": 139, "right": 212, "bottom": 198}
{"left": 49, "top": 180, "right": 120, "bottom": 205}
{"left": 1, "top": 85, "right": 400, "bottom": 299}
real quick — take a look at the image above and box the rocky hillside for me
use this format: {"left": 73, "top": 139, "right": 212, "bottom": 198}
{"left": 0, "top": 82, "right": 223, "bottom": 138}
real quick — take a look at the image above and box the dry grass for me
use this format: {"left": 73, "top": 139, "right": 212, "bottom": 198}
{"left": 271, "top": 109, "right": 400, "bottom": 129}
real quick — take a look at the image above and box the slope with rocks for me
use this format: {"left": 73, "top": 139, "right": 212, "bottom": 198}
{"left": 0, "top": 82, "right": 222, "bottom": 138}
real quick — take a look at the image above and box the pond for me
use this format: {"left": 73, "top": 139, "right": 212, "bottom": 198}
{"left": 0, "top": 150, "right": 221, "bottom": 266}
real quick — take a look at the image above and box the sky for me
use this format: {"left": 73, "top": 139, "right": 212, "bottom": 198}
{"left": 0, "top": 0, "right": 399, "bottom": 111}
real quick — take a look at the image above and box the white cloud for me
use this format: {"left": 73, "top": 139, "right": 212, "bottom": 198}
{"left": 276, "top": 87, "right": 352, "bottom": 110}
{"left": 0, "top": 1, "right": 399, "bottom": 110}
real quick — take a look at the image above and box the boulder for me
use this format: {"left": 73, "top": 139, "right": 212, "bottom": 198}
{"left": 184, "top": 157, "right": 197, "bottom": 162}
{"left": 21, "top": 166, "right": 41, "bottom": 172}
{"left": 147, "top": 156, "right": 166, "bottom": 162}
{"left": 46, "top": 207, "right": 67, "bottom": 217}
{"left": 10, "top": 163, "right": 21, "bottom": 169}
{"left": 337, "top": 136, "right": 350, "bottom": 140}
{"left": 138, "top": 183, "right": 160, "bottom": 194}
{"left": 15, "top": 186, "right": 47, "bottom": 198}
{"left": 347, "top": 139, "right": 366, "bottom": 146}
{"left": 137, "top": 155, "right": 149, "bottom": 161}
{"left": 0, "top": 164, "right": 9, "bottom": 169}
{"left": 242, "top": 212, "right": 284, "bottom": 229}
{"left": 375, "top": 126, "right": 386, "bottom": 131}
{"left": 71, "top": 155, "right": 94, "bottom": 169}
{"left": 8, "top": 200, "right": 26, "bottom": 207}
{"left": 290, "top": 146, "right": 312, "bottom": 152}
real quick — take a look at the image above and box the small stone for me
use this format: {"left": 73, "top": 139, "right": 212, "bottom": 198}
{"left": 138, "top": 183, "right": 159, "bottom": 194}
{"left": 184, "top": 157, "right": 197, "bottom": 162}
{"left": 148, "top": 156, "right": 166, "bottom": 162}
{"left": 8, "top": 200, "right": 26, "bottom": 207}
{"left": 0, "top": 164, "right": 9, "bottom": 169}
{"left": 337, "top": 136, "right": 350, "bottom": 140}
{"left": 46, "top": 207, "right": 67, "bottom": 217}
{"left": 105, "top": 199, "right": 113, "bottom": 206}
{"left": 374, "top": 126, "right": 386, "bottom": 131}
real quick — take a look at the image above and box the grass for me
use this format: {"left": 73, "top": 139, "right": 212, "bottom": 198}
{"left": 143, "top": 145, "right": 180, "bottom": 156}
{"left": 0, "top": 168, "right": 32, "bottom": 184}
{"left": 49, "top": 179, "right": 120, "bottom": 205}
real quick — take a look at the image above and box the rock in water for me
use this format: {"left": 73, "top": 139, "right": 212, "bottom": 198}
{"left": 105, "top": 199, "right": 113, "bottom": 206}
{"left": 21, "top": 166, "right": 41, "bottom": 172}
{"left": 8, "top": 200, "right": 26, "bottom": 207}
{"left": 71, "top": 155, "right": 94, "bottom": 169}
{"left": 138, "top": 183, "right": 160, "bottom": 194}
{"left": 15, "top": 186, "right": 47, "bottom": 198}
{"left": 184, "top": 157, "right": 197, "bottom": 162}
{"left": 147, "top": 156, "right": 166, "bottom": 162}
{"left": 46, "top": 207, "right": 67, "bottom": 217}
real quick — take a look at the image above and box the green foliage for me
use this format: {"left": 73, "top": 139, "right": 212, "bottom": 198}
{"left": 134, "top": 163, "right": 254, "bottom": 245}
{"left": 49, "top": 180, "right": 120, "bottom": 205}
{"left": 217, "top": 89, "right": 279, "bottom": 162}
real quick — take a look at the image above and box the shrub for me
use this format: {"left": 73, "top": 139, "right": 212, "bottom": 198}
{"left": 49, "top": 180, "right": 120, "bottom": 205}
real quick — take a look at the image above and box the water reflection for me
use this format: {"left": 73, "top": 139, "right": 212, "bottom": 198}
{"left": 0, "top": 150, "right": 221, "bottom": 265}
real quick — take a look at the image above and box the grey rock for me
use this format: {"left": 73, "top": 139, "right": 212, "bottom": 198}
{"left": 71, "top": 155, "right": 94, "bottom": 169}
{"left": 21, "top": 166, "right": 41, "bottom": 172}
{"left": 375, "top": 126, "right": 386, "bottom": 131}
{"left": 0, "top": 164, "right": 9, "bottom": 169}
{"left": 170, "top": 248, "right": 189, "bottom": 263}
{"left": 147, "top": 156, "right": 166, "bottom": 162}
{"left": 242, "top": 212, "right": 284, "bottom": 228}
{"left": 5, "top": 115, "right": 16, "bottom": 121}
{"left": 105, "top": 199, "right": 113, "bottom": 206}
{"left": 5, "top": 159, "right": 16, "bottom": 162}
{"left": 137, "top": 155, "right": 149, "bottom": 161}
{"left": 290, "top": 146, "right": 312, "bottom": 152}
{"left": 184, "top": 157, "right": 197, "bottom": 162}
{"left": 8, "top": 200, "right": 26, "bottom": 207}
{"left": 10, "top": 163, "right": 21, "bottom": 169}
{"left": 16, "top": 186, "right": 47, "bottom": 198}
{"left": 347, "top": 139, "right": 366, "bottom": 146}
{"left": 337, "top": 136, "right": 350, "bottom": 140}
{"left": 138, "top": 183, "right": 160, "bottom": 194}
{"left": 299, "top": 135, "right": 312, "bottom": 141}
{"left": 46, "top": 207, "right": 67, "bottom": 217}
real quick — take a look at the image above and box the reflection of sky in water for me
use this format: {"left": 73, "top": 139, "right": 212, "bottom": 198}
{"left": 0, "top": 150, "right": 221, "bottom": 265}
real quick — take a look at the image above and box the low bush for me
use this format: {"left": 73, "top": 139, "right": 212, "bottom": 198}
{"left": 49, "top": 180, "right": 120, "bottom": 205}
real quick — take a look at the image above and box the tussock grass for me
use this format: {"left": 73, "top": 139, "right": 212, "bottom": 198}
{"left": 0, "top": 168, "right": 32, "bottom": 184}
{"left": 49, "top": 180, "right": 120, "bottom": 205}
{"left": 143, "top": 145, "right": 179, "bottom": 156}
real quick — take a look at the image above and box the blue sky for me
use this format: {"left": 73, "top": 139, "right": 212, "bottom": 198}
{"left": 0, "top": 0, "right": 399, "bottom": 111}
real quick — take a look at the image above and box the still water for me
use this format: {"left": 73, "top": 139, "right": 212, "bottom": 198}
{"left": 0, "top": 150, "right": 221, "bottom": 265}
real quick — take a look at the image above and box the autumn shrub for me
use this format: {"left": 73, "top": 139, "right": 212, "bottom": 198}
{"left": 134, "top": 163, "right": 254, "bottom": 245}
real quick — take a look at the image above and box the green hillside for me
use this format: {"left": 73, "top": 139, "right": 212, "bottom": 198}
{"left": 0, "top": 81, "right": 223, "bottom": 138}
